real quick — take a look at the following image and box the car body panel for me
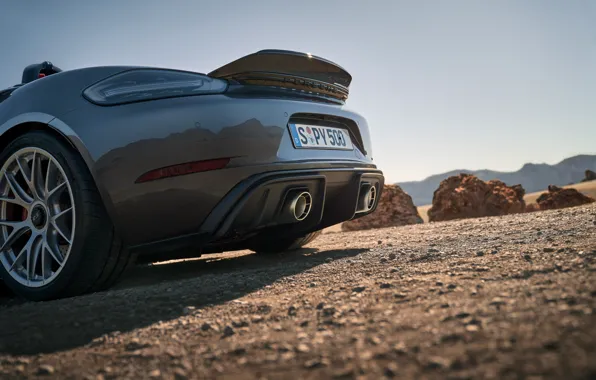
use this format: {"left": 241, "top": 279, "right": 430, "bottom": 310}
{"left": 0, "top": 56, "right": 383, "bottom": 249}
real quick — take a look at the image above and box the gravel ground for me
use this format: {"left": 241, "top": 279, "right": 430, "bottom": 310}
{"left": 1, "top": 204, "right": 595, "bottom": 380}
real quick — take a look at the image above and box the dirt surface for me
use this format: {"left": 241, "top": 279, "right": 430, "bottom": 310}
{"left": 1, "top": 204, "right": 595, "bottom": 380}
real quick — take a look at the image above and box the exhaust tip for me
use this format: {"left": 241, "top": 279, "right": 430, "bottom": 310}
{"left": 356, "top": 184, "right": 377, "bottom": 213}
{"left": 364, "top": 185, "right": 376, "bottom": 210}
{"left": 290, "top": 191, "right": 312, "bottom": 221}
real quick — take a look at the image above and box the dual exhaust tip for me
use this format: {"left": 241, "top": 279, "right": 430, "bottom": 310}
{"left": 284, "top": 183, "right": 376, "bottom": 222}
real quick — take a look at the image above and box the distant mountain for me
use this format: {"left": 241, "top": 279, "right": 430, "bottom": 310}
{"left": 397, "top": 154, "right": 596, "bottom": 206}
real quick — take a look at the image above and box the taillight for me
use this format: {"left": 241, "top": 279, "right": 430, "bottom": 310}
{"left": 83, "top": 69, "right": 228, "bottom": 106}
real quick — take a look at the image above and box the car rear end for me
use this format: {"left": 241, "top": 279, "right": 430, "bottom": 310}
{"left": 34, "top": 50, "right": 384, "bottom": 253}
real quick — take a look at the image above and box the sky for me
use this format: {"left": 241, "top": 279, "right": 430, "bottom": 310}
{"left": 0, "top": 0, "right": 594, "bottom": 183}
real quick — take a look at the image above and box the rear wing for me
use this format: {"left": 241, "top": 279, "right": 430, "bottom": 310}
{"left": 208, "top": 50, "right": 352, "bottom": 102}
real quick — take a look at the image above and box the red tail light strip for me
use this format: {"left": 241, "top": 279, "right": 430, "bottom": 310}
{"left": 135, "top": 157, "right": 231, "bottom": 183}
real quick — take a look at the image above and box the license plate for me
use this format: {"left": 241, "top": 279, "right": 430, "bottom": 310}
{"left": 288, "top": 123, "right": 354, "bottom": 150}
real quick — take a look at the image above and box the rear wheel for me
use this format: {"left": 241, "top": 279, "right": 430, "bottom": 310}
{"left": 0, "top": 131, "right": 133, "bottom": 301}
{"left": 248, "top": 230, "right": 322, "bottom": 254}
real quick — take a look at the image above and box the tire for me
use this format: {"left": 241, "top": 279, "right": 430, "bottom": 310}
{"left": 0, "top": 131, "right": 133, "bottom": 301}
{"left": 248, "top": 230, "right": 322, "bottom": 254}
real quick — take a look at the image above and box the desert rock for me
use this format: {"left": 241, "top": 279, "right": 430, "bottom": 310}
{"left": 341, "top": 184, "right": 422, "bottom": 231}
{"left": 582, "top": 169, "right": 596, "bottom": 182}
{"left": 428, "top": 174, "right": 525, "bottom": 222}
{"left": 533, "top": 185, "right": 595, "bottom": 210}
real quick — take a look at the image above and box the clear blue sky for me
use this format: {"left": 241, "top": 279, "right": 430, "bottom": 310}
{"left": 1, "top": 0, "right": 594, "bottom": 182}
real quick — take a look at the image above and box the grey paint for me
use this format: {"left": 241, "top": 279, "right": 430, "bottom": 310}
{"left": 0, "top": 65, "right": 381, "bottom": 246}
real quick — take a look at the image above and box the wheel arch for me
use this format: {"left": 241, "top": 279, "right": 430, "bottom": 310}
{"left": 0, "top": 114, "right": 123, "bottom": 242}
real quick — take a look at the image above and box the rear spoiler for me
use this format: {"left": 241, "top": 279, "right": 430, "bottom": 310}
{"left": 208, "top": 50, "right": 352, "bottom": 102}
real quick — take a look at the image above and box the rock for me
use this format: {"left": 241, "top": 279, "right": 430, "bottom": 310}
{"left": 36, "top": 365, "right": 55, "bottom": 376}
{"left": 251, "top": 316, "right": 264, "bottom": 323}
{"left": 201, "top": 323, "right": 212, "bottom": 331}
{"left": 296, "top": 343, "right": 310, "bottom": 353}
{"left": 232, "top": 320, "right": 249, "bottom": 328}
{"left": 352, "top": 286, "right": 366, "bottom": 293}
{"left": 581, "top": 169, "right": 596, "bottom": 182}
{"left": 304, "top": 359, "right": 326, "bottom": 369}
{"left": 388, "top": 253, "right": 397, "bottom": 260}
{"left": 222, "top": 326, "right": 235, "bottom": 337}
{"left": 182, "top": 306, "right": 196, "bottom": 315}
{"left": 533, "top": 185, "right": 595, "bottom": 211}
{"left": 125, "top": 338, "right": 150, "bottom": 351}
{"left": 384, "top": 363, "right": 399, "bottom": 377}
{"left": 288, "top": 306, "right": 298, "bottom": 316}
{"left": 149, "top": 369, "right": 161, "bottom": 378}
{"left": 525, "top": 203, "right": 541, "bottom": 213}
{"left": 379, "top": 283, "right": 392, "bottom": 289}
{"left": 428, "top": 174, "right": 526, "bottom": 222}
{"left": 174, "top": 369, "right": 188, "bottom": 380}
{"left": 543, "top": 247, "right": 556, "bottom": 253}
{"left": 476, "top": 251, "right": 484, "bottom": 256}
{"left": 341, "top": 185, "right": 423, "bottom": 231}
{"left": 426, "top": 356, "right": 450, "bottom": 369}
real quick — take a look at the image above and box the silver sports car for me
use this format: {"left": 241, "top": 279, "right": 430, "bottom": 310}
{"left": 0, "top": 50, "right": 384, "bottom": 301}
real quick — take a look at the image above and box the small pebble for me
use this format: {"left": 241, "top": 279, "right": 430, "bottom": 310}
{"left": 222, "top": 326, "right": 235, "bottom": 337}
{"left": 201, "top": 323, "right": 212, "bottom": 331}
{"left": 37, "top": 365, "right": 55, "bottom": 376}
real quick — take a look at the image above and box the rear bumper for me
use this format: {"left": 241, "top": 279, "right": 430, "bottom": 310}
{"left": 131, "top": 166, "right": 384, "bottom": 255}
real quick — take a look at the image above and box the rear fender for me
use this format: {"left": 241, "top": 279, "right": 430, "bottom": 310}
{"left": 0, "top": 114, "right": 123, "bottom": 242}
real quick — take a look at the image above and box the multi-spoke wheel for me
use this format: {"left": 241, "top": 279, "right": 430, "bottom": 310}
{"left": 0, "top": 131, "right": 132, "bottom": 301}
{"left": 0, "top": 147, "right": 75, "bottom": 287}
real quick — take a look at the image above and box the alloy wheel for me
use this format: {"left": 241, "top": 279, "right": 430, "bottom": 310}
{"left": 0, "top": 147, "right": 76, "bottom": 287}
